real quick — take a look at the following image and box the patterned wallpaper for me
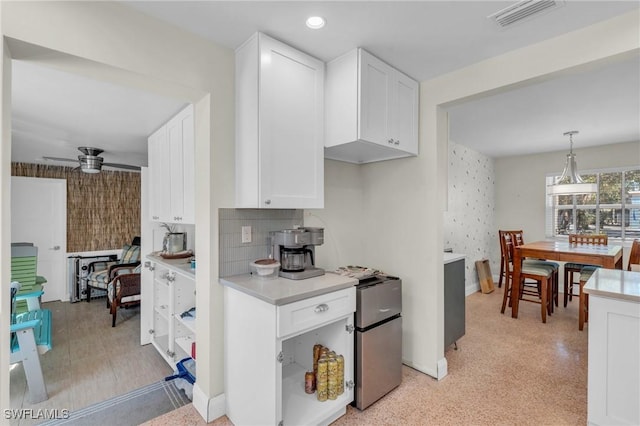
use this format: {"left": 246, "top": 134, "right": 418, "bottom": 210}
{"left": 12, "top": 163, "right": 141, "bottom": 253}
{"left": 444, "top": 141, "right": 496, "bottom": 294}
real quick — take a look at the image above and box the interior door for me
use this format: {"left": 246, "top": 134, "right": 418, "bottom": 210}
{"left": 11, "top": 176, "right": 67, "bottom": 302}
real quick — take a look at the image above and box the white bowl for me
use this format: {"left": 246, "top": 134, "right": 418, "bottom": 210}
{"left": 250, "top": 259, "right": 280, "bottom": 279}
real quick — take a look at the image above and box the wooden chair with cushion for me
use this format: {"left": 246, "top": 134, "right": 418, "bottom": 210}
{"left": 499, "top": 231, "right": 554, "bottom": 323}
{"left": 509, "top": 230, "right": 560, "bottom": 311}
{"left": 107, "top": 264, "right": 142, "bottom": 327}
{"left": 576, "top": 238, "right": 638, "bottom": 331}
{"left": 86, "top": 238, "right": 141, "bottom": 302}
{"left": 628, "top": 239, "right": 640, "bottom": 271}
{"left": 564, "top": 234, "right": 608, "bottom": 307}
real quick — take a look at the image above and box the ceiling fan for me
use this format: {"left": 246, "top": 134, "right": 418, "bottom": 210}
{"left": 43, "top": 146, "right": 141, "bottom": 173}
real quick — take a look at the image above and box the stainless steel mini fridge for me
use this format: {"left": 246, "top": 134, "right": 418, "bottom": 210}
{"left": 354, "top": 276, "right": 402, "bottom": 410}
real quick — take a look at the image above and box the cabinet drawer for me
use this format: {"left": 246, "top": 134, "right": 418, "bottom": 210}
{"left": 277, "top": 287, "right": 355, "bottom": 338}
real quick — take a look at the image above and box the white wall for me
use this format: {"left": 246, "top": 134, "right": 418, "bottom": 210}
{"left": 494, "top": 140, "right": 640, "bottom": 267}
{"left": 0, "top": 34, "right": 12, "bottom": 413}
{"left": 445, "top": 141, "right": 495, "bottom": 295}
{"left": 360, "top": 10, "right": 639, "bottom": 379}
{"left": 0, "top": 2, "right": 234, "bottom": 420}
{"left": 306, "top": 159, "right": 366, "bottom": 271}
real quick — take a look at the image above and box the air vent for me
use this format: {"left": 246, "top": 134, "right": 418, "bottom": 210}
{"left": 488, "top": 0, "right": 564, "bottom": 28}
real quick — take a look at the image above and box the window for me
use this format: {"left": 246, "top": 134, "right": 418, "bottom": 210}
{"left": 546, "top": 166, "right": 640, "bottom": 240}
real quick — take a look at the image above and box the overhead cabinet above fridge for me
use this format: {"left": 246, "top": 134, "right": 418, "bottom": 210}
{"left": 235, "top": 32, "right": 325, "bottom": 209}
{"left": 325, "top": 48, "right": 419, "bottom": 164}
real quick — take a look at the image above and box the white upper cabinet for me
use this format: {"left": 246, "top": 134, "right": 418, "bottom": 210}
{"left": 148, "top": 125, "right": 171, "bottom": 223}
{"left": 325, "top": 48, "right": 419, "bottom": 164}
{"left": 148, "top": 104, "right": 195, "bottom": 224}
{"left": 167, "top": 105, "right": 195, "bottom": 224}
{"left": 235, "top": 32, "right": 325, "bottom": 209}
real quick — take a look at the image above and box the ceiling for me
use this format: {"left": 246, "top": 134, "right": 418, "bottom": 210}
{"left": 10, "top": 1, "right": 640, "bottom": 167}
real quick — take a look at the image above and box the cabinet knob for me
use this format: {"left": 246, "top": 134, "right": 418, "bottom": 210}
{"left": 314, "top": 303, "right": 329, "bottom": 313}
{"left": 264, "top": 199, "right": 271, "bottom": 205}
{"left": 388, "top": 138, "right": 394, "bottom": 145}
{"left": 394, "top": 140, "right": 400, "bottom": 145}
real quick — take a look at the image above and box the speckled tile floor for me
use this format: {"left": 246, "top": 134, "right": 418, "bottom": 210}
{"left": 144, "top": 287, "right": 588, "bottom": 425}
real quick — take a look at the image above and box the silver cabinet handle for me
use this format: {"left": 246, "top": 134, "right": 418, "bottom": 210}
{"left": 314, "top": 303, "right": 329, "bottom": 313}
{"left": 264, "top": 199, "right": 271, "bottom": 205}
{"left": 394, "top": 140, "right": 400, "bottom": 145}
{"left": 388, "top": 138, "right": 394, "bottom": 145}
{"left": 49, "top": 246, "right": 61, "bottom": 251}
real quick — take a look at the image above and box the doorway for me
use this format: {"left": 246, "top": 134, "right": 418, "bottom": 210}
{"left": 7, "top": 54, "right": 186, "bottom": 413}
{"left": 11, "top": 176, "right": 66, "bottom": 302}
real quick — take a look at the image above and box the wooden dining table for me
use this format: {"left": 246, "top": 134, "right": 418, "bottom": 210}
{"left": 511, "top": 240, "right": 624, "bottom": 318}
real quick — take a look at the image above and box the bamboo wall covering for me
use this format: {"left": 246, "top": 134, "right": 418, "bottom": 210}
{"left": 12, "top": 162, "right": 141, "bottom": 253}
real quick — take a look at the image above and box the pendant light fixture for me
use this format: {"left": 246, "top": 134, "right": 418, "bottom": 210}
{"left": 547, "top": 130, "right": 598, "bottom": 195}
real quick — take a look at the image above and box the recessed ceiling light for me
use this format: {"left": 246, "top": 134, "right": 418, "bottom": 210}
{"left": 306, "top": 16, "right": 326, "bottom": 29}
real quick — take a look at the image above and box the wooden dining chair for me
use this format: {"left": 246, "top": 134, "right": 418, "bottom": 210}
{"left": 499, "top": 231, "right": 553, "bottom": 323}
{"left": 628, "top": 239, "right": 640, "bottom": 271}
{"left": 509, "top": 230, "right": 560, "bottom": 312}
{"left": 565, "top": 234, "right": 608, "bottom": 308}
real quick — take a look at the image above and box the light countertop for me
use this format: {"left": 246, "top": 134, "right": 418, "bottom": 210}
{"left": 146, "top": 254, "right": 195, "bottom": 278}
{"left": 444, "top": 253, "right": 466, "bottom": 264}
{"left": 583, "top": 268, "right": 640, "bottom": 303}
{"left": 220, "top": 272, "right": 357, "bottom": 306}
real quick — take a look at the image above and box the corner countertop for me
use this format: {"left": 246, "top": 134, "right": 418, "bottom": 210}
{"left": 220, "top": 272, "right": 358, "bottom": 306}
{"left": 146, "top": 254, "right": 195, "bottom": 278}
{"left": 583, "top": 268, "right": 640, "bottom": 303}
{"left": 444, "top": 253, "right": 466, "bottom": 264}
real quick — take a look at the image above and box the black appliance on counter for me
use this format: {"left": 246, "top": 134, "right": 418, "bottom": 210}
{"left": 353, "top": 273, "right": 403, "bottom": 410}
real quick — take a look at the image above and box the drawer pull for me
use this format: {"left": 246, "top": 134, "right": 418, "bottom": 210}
{"left": 379, "top": 308, "right": 390, "bottom": 313}
{"left": 314, "top": 303, "right": 329, "bottom": 313}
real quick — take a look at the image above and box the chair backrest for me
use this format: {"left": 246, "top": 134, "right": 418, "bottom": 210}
{"left": 628, "top": 239, "right": 640, "bottom": 271}
{"left": 505, "top": 230, "right": 526, "bottom": 247}
{"left": 10, "top": 281, "right": 21, "bottom": 317}
{"left": 499, "top": 230, "right": 515, "bottom": 268}
{"left": 11, "top": 245, "right": 38, "bottom": 313}
{"left": 569, "top": 234, "right": 608, "bottom": 245}
{"left": 119, "top": 244, "right": 141, "bottom": 264}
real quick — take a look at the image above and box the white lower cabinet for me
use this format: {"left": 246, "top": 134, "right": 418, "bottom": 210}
{"left": 149, "top": 261, "right": 196, "bottom": 366}
{"left": 225, "top": 286, "right": 355, "bottom": 425}
{"left": 587, "top": 294, "right": 640, "bottom": 426}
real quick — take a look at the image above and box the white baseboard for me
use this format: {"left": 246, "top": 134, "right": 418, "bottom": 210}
{"left": 436, "top": 357, "right": 448, "bottom": 380}
{"left": 193, "top": 384, "right": 226, "bottom": 422}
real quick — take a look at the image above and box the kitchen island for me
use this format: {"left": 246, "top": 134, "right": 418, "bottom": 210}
{"left": 583, "top": 268, "right": 640, "bottom": 426}
{"left": 221, "top": 272, "right": 357, "bottom": 426}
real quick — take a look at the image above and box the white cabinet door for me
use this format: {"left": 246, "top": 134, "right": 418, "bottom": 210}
{"left": 147, "top": 105, "right": 195, "bottom": 224}
{"left": 390, "top": 71, "right": 419, "bottom": 155}
{"left": 225, "top": 286, "right": 355, "bottom": 426}
{"left": 167, "top": 105, "right": 195, "bottom": 223}
{"left": 359, "top": 51, "right": 392, "bottom": 147}
{"left": 324, "top": 48, "right": 419, "bottom": 164}
{"left": 236, "top": 32, "right": 324, "bottom": 209}
{"left": 148, "top": 125, "right": 171, "bottom": 222}
{"left": 150, "top": 261, "right": 196, "bottom": 366}
{"left": 151, "top": 265, "right": 171, "bottom": 362}
{"left": 588, "top": 294, "right": 640, "bottom": 426}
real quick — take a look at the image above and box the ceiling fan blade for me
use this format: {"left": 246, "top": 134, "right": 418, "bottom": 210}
{"left": 42, "top": 156, "right": 79, "bottom": 163}
{"left": 102, "top": 162, "right": 141, "bottom": 171}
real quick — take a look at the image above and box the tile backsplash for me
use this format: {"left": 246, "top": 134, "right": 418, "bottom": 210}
{"left": 219, "top": 209, "right": 303, "bottom": 277}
